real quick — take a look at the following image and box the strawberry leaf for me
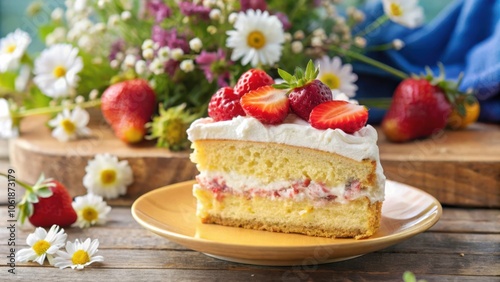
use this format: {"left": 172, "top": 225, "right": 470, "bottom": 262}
{"left": 36, "top": 187, "right": 53, "bottom": 198}
{"left": 278, "top": 68, "right": 293, "bottom": 83}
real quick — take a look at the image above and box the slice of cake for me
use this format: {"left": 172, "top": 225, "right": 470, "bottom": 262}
{"left": 188, "top": 114, "right": 385, "bottom": 239}
{"left": 187, "top": 65, "right": 385, "bottom": 239}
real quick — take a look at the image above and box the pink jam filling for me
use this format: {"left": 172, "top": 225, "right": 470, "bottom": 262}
{"left": 196, "top": 175, "right": 361, "bottom": 203}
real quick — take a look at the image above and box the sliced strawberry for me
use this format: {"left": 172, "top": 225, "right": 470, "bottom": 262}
{"left": 309, "top": 100, "right": 368, "bottom": 133}
{"left": 234, "top": 69, "right": 274, "bottom": 96}
{"left": 240, "top": 85, "right": 289, "bottom": 124}
{"left": 208, "top": 87, "right": 246, "bottom": 121}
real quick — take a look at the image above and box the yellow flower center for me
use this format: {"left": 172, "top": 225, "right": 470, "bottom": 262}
{"left": 53, "top": 65, "right": 67, "bottom": 78}
{"left": 82, "top": 206, "right": 99, "bottom": 222}
{"left": 100, "top": 169, "right": 117, "bottom": 185}
{"left": 32, "top": 240, "right": 51, "bottom": 256}
{"left": 61, "top": 119, "right": 76, "bottom": 134}
{"left": 319, "top": 73, "right": 341, "bottom": 89}
{"left": 5, "top": 44, "right": 17, "bottom": 53}
{"left": 247, "top": 31, "right": 266, "bottom": 49}
{"left": 389, "top": 3, "right": 403, "bottom": 17}
{"left": 71, "top": 249, "right": 90, "bottom": 265}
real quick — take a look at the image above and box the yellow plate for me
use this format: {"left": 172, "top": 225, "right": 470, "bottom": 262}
{"left": 131, "top": 180, "right": 442, "bottom": 266}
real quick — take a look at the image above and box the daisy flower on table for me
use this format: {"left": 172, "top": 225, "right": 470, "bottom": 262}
{"left": 48, "top": 106, "right": 91, "bottom": 142}
{"left": 72, "top": 193, "right": 112, "bottom": 228}
{"left": 54, "top": 238, "right": 104, "bottom": 270}
{"left": 382, "top": 0, "right": 424, "bottom": 28}
{"left": 0, "top": 98, "right": 18, "bottom": 139}
{"left": 315, "top": 56, "right": 358, "bottom": 98}
{"left": 83, "top": 153, "right": 134, "bottom": 199}
{"left": 226, "top": 9, "right": 285, "bottom": 67}
{"left": 33, "top": 43, "right": 83, "bottom": 98}
{"left": 16, "top": 225, "right": 67, "bottom": 265}
{"left": 0, "top": 29, "right": 31, "bottom": 73}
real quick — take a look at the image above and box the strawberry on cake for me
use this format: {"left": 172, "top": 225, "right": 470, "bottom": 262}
{"left": 188, "top": 61, "right": 385, "bottom": 239}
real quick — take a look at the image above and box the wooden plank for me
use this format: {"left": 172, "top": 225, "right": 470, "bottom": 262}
{"left": 8, "top": 115, "right": 198, "bottom": 206}
{"left": 378, "top": 123, "right": 500, "bottom": 208}
{"left": 8, "top": 250, "right": 500, "bottom": 276}
{"left": 1, "top": 267, "right": 496, "bottom": 282}
{"left": 3, "top": 230, "right": 498, "bottom": 256}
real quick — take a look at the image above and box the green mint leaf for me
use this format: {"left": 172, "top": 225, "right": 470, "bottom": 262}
{"left": 402, "top": 271, "right": 417, "bottom": 282}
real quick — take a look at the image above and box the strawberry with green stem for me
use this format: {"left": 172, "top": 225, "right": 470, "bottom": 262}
{"left": 0, "top": 173, "right": 77, "bottom": 227}
{"left": 274, "top": 60, "right": 332, "bottom": 121}
{"left": 382, "top": 64, "right": 477, "bottom": 142}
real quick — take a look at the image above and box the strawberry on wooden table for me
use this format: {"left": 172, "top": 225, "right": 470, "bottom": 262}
{"left": 240, "top": 85, "right": 289, "bottom": 124}
{"left": 274, "top": 60, "right": 332, "bottom": 121}
{"left": 101, "top": 79, "right": 157, "bottom": 144}
{"left": 381, "top": 68, "right": 474, "bottom": 142}
{"left": 309, "top": 100, "right": 368, "bottom": 133}
{"left": 0, "top": 173, "right": 77, "bottom": 227}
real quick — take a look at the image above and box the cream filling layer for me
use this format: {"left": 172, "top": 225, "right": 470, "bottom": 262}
{"left": 196, "top": 171, "right": 384, "bottom": 205}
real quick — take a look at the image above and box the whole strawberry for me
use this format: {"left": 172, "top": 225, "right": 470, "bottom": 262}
{"left": 274, "top": 60, "right": 332, "bottom": 120}
{"left": 15, "top": 175, "right": 77, "bottom": 227}
{"left": 234, "top": 69, "right": 274, "bottom": 97}
{"left": 101, "top": 79, "right": 157, "bottom": 144}
{"left": 208, "top": 87, "right": 246, "bottom": 121}
{"left": 382, "top": 73, "right": 457, "bottom": 142}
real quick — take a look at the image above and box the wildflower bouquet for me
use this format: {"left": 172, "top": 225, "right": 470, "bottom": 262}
{"left": 0, "top": 0, "right": 424, "bottom": 150}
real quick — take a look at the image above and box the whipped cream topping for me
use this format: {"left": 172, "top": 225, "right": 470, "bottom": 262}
{"left": 187, "top": 115, "right": 386, "bottom": 198}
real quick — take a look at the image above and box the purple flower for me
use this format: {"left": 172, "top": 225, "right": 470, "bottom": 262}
{"left": 109, "top": 39, "right": 125, "bottom": 61}
{"left": 151, "top": 25, "right": 189, "bottom": 52}
{"left": 147, "top": 0, "right": 172, "bottom": 23}
{"left": 240, "top": 0, "right": 267, "bottom": 11}
{"left": 178, "top": 1, "right": 210, "bottom": 20}
{"left": 196, "top": 49, "right": 231, "bottom": 87}
{"left": 274, "top": 12, "right": 291, "bottom": 30}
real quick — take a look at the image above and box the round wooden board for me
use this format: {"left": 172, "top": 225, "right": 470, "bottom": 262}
{"left": 9, "top": 115, "right": 198, "bottom": 206}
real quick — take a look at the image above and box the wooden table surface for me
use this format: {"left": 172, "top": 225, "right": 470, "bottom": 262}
{"left": 1, "top": 152, "right": 499, "bottom": 281}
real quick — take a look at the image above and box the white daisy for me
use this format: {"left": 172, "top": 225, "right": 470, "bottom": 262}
{"left": 16, "top": 225, "right": 67, "bottom": 265}
{"left": 332, "top": 90, "right": 359, "bottom": 105}
{"left": 54, "top": 238, "right": 104, "bottom": 270}
{"left": 0, "top": 98, "right": 18, "bottom": 139}
{"left": 382, "top": 0, "right": 424, "bottom": 28}
{"left": 226, "top": 9, "right": 285, "bottom": 67}
{"left": 48, "top": 106, "right": 91, "bottom": 142}
{"left": 83, "top": 153, "right": 133, "bottom": 199}
{"left": 315, "top": 56, "right": 358, "bottom": 98}
{"left": 33, "top": 44, "right": 83, "bottom": 98}
{"left": 0, "top": 29, "right": 31, "bottom": 73}
{"left": 72, "top": 193, "right": 112, "bottom": 228}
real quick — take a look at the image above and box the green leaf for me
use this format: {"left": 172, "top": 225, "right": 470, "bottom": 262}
{"left": 35, "top": 187, "right": 53, "bottom": 198}
{"left": 457, "top": 103, "right": 466, "bottom": 117}
{"left": 38, "top": 23, "right": 57, "bottom": 42}
{"left": 272, "top": 84, "right": 290, "bottom": 90}
{"left": 305, "top": 60, "right": 314, "bottom": 80}
{"left": 277, "top": 68, "right": 293, "bottom": 82}
{"left": 402, "top": 271, "right": 417, "bottom": 282}
{"left": 294, "top": 67, "right": 304, "bottom": 80}
{"left": 0, "top": 72, "right": 17, "bottom": 92}
{"left": 26, "top": 192, "right": 39, "bottom": 204}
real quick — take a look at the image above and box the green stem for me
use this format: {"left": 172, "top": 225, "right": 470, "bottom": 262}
{"left": 329, "top": 45, "right": 408, "bottom": 80}
{"left": 366, "top": 43, "right": 394, "bottom": 52}
{"left": 355, "top": 14, "right": 389, "bottom": 37}
{"left": 13, "top": 99, "right": 102, "bottom": 118}
{"left": 0, "top": 172, "right": 34, "bottom": 192}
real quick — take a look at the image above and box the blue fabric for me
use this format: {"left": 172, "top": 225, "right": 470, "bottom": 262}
{"left": 353, "top": 0, "right": 500, "bottom": 124}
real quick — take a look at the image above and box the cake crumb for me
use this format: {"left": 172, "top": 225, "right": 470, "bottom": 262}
{"left": 459, "top": 253, "right": 465, "bottom": 257}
